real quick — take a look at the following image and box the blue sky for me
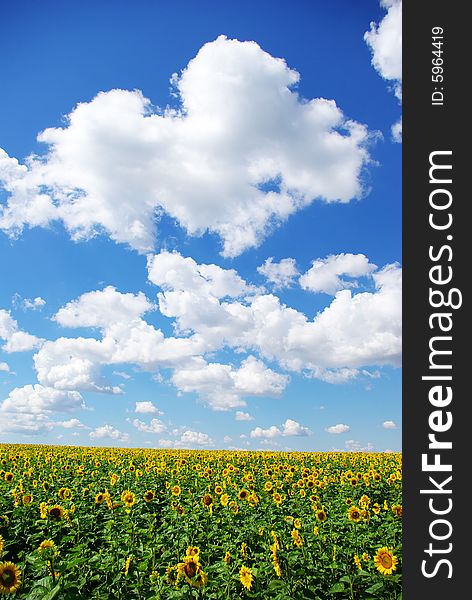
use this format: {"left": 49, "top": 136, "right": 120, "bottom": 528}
{"left": 0, "top": 0, "right": 402, "bottom": 451}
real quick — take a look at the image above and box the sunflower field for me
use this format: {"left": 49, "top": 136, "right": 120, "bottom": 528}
{"left": 0, "top": 445, "right": 402, "bottom": 599}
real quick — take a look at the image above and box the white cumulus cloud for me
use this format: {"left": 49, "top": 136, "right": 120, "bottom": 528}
{"left": 235, "top": 411, "right": 255, "bottom": 421}
{"left": 171, "top": 355, "right": 288, "bottom": 411}
{"left": 0, "top": 308, "right": 43, "bottom": 353}
{"left": 0, "top": 36, "right": 371, "bottom": 257}
{"left": 325, "top": 423, "right": 350, "bottom": 434}
{"left": 135, "top": 401, "right": 163, "bottom": 414}
{"left": 129, "top": 417, "right": 167, "bottom": 434}
{"left": 257, "top": 257, "right": 298, "bottom": 289}
{"left": 251, "top": 418, "right": 311, "bottom": 438}
{"left": 89, "top": 424, "right": 129, "bottom": 443}
{"left": 300, "top": 253, "right": 376, "bottom": 295}
{"left": 364, "top": 0, "right": 402, "bottom": 100}
{"left": 22, "top": 297, "right": 46, "bottom": 310}
{"left": 0, "top": 384, "right": 84, "bottom": 414}
{"left": 382, "top": 420, "right": 397, "bottom": 429}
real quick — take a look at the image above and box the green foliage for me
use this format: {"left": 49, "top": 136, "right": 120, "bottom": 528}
{"left": 0, "top": 445, "right": 402, "bottom": 598}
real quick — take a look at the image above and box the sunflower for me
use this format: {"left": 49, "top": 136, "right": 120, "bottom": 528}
{"left": 349, "top": 477, "right": 358, "bottom": 487}
{"left": 374, "top": 547, "right": 399, "bottom": 575}
{"left": 372, "top": 503, "right": 381, "bottom": 514}
{"left": 22, "top": 494, "right": 33, "bottom": 506}
{"left": 3, "top": 474, "right": 13, "bottom": 484}
{"left": 95, "top": 492, "right": 105, "bottom": 504}
{"left": 0, "top": 562, "right": 21, "bottom": 595}
{"left": 239, "top": 565, "right": 253, "bottom": 590}
{"left": 238, "top": 489, "right": 249, "bottom": 501}
{"left": 316, "top": 509, "right": 327, "bottom": 522}
{"left": 0, "top": 536, "right": 3, "bottom": 555}
{"left": 224, "top": 551, "right": 231, "bottom": 563}
{"left": 121, "top": 490, "right": 136, "bottom": 508}
{"left": 202, "top": 494, "right": 213, "bottom": 508}
{"left": 186, "top": 547, "right": 200, "bottom": 558}
{"left": 273, "top": 492, "right": 282, "bottom": 506}
{"left": 38, "top": 540, "right": 57, "bottom": 559}
{"left": 392, "top": 504, "right": 402, "bottom": 518}
{"left": 348, "top": 506, "right": 362, "bottom": 523}
{"left": 220, "top": 494, "right": 229, "bottom": 507}
{"left": 39, "top": 502, "right": 48, "bottom": 519}
{"left": 171, "top": 485, "right": 181, "bottom": 497}
{"left": 354, "top": 554, "right": 362, "bottom": 570}
{"left": 48, "top": 505, "right": 64, "bottom": 520}
{"left": 178, "top": 556, "right": 207, "bottom": 588}
{"left": 143, "top": 490, "right": 155, "bottom": 503}
{"left": 59, "top": 487, "right": 72, "bottom": 501}
{"left": 264, "top": 481, "right": 273, "bottom": 492}
{"left": 291, "top": 528, "right": 303, "bottom": 548}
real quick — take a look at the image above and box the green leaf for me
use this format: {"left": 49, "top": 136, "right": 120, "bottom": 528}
{"left": 365, "top": 582, "right": 385, "bottom": 594}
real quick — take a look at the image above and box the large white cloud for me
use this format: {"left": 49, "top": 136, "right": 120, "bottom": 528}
{"left": 10, "top": 251, "right": 400, "bottom": 414}
{"left": 171, "top": 355, "right": 288, "bottom": 410}
{"left": 0, "top": 384, "right": 84, "bottom": 414}
{"left": 0, "top": 308, "right": 43, "bottom": 353}
{"left": 365, "top": 0, "right": 402, "bottom": 142}
{"left": 0, "top": 384, "right": 85, "bottom": 435}
{"left": 364, "top": 0, "right": 402, "bottom": 100}
{"left": 153, "top": 252, "right": 401, "bottom": 378}
{"left": 0, "top": 36, "right": 371, "bottom": 257}
{"left": 54, "top": 286, "right": 154, "bottom": 329}
{"left": 300, "top": 253, "right": 377, "bottom": 295}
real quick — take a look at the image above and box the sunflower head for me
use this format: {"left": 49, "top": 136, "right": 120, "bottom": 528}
{"left": 316, "top": 509, "right": 327, "bottom": 522}
{"left": 374, "top": 546, "right": 399, "bottom": 575}
{"left": 38, "top": 539, "right": 58, "bottom": 559}
{"left": 392, "top": 504, "right": 402, "bottom": 518}
{"left": 239, "top": 565, "right": 253, "bottom": 590}
{"left": 121, "top": 490, "right": 136, "bottom": 508}
{"left": 348, "top": 506, "right": 362, "bottom": 523}
{"left": 0, "top": 561, "right": 22, "bottom": 595}
{"left": 202, "top": 494, "right": 213, "bottom": 507}
{"left": 143, "top": 490, "right": 155, "bottom": 503}
{"left": 238, "top": 489, "right": 249, "bottom": 501}
{"left": 48, "top": 504, "right": 64, "bottom": 520}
